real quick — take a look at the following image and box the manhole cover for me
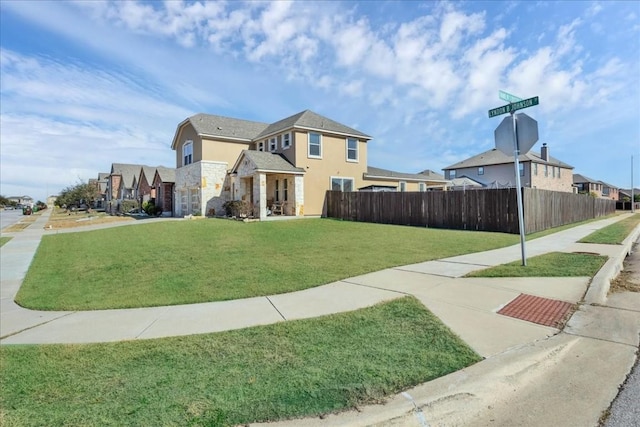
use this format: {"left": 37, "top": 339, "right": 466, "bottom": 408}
{"left": 498, "top": 294, "right": 574, "bottom": 328}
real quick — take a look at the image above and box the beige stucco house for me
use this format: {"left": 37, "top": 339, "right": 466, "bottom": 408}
{"left": 170, "top": 110, "right": 449, "bottom": 219}
{"left": 443, "top": 143, "right": 574, "bottom": 192}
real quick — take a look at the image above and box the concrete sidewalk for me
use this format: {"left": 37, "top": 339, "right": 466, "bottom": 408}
{"left": 1, "top": 209, "right": 639, "bottom": 426}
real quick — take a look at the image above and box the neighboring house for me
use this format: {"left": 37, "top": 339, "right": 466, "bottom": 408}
{"left": 136, "top": 166, "right": 158, "bottom": 204}
{"left": 106, "top": 163, "right": 149, "bottom": 211}
{"left": 573, "top": 174, "right": 619, "bottom": 200}
{"left": 619, "top": 188, "right": 640, "bottom": 201}
{"left": 8, "top": 195, "right": 33, "bottom": 206}
{"left": 152, "top": 166, "right": 176, "bottom": 216}
{"left": 443, "top": 143, "right": 574, "bottom": 192}
{"left": 362, "top": 167, "right": 450, "bottom": 192}
{"left": 89, "top": 173, "right": 109, "bottom": 208}
{"left": 170, "top": 109, "right": 438, "bottom": 219}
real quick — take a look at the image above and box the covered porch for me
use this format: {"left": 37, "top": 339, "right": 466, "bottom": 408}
{"left": 231, "top": 151, "right": 305, "bottom": 220}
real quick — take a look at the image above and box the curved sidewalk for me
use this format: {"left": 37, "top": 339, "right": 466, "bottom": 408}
{"left": 0, "top": 210, "right": 636, "bottom": 356}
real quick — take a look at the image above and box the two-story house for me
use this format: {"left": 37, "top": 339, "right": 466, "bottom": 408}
{"left": 442, "top": 143, "right": 574, "bottom": 192}
{"left": 170, "top": 109, "right": 449, "bottom": 219}
{"left": 573, "top": 174, "right": 619, "bottom": 200}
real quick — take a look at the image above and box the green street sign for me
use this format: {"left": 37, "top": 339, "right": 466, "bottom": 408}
{"left": 488, "top": 96, "right": 539, "bottom": 118}
{"left": 499, "top": 90, "right": 522, "bottom": 103}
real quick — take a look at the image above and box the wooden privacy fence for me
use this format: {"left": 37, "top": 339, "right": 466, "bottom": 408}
{"left": 325, "top": 188, "right": 616, "bottom": 234}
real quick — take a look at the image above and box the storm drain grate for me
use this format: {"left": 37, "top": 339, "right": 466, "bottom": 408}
{"left": 498, "top": 294, "right": 574, "bottom": 328}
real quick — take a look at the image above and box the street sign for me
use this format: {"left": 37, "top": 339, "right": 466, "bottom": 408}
{"left": 494, "top": 113, "right": 539, "bottom": 156}
{"left": 499, "top": 90, "right": 522, "bottom": 103}
{"left": 488, "top": 96, "right": 539, "bottom": 118}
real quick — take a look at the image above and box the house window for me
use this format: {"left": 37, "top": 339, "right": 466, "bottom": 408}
{"left": 258, "top": 141, "right": 264, "bottom": 152}
{"left": 180, "top": 190, "right": 188, "bottom": 213}
{"left": 399, "top": 181, "right": 407, "bottom": 192}
{"left": 533, "top": 163, "right": 538, "bottom": 176}
{"left": 519, "top": 163, "right": 524, "bottom": 177}
{"left": 331, "top": 177, "right": 354, "bottom": 192}
{"left": 449, "top": 170, "right": 456, "bottom": 179}
{"left": 346, "top": 138, "right": 358, "bottom": 162}
{"left": 544, "top": 165, "right": 548, "bottom": 177}
{"left": 269, "top": 137, "right": 277, "bottom": 152}
{"left": 308, "top": 132, "right": 322, "bottom": 158}
{"left": 275, "top": 179, "right": 279, "bottom": 202}
{"left": 190, "top": 188, "right": 199, "bottom": 214}
{"left": 419, "top": 182, "right": 426, "bottom": 192}
{"left": 282, "top": 133, "right": 291, "bottom": 149}
{"left": 478, "top": 167, "right": 484, "bottom": 176}
{"left": 283, "top": 179, "right": 288, "bottom": 201}
{"left": 183, "top": 140, "right": 193, "bottom": 166}
{"left": 556, "top": 167, "right": 560, "bottom": 178}
{"left": 552, "top": 166, "right": 556, "bottom": 178}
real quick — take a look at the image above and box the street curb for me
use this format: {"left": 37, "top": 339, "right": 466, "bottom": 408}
{"left": 584, "top": 223, "right": 640, "bottom": 305}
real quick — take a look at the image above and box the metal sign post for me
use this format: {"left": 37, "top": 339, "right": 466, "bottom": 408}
{"left": 490, "top": 92, "right": 540, "bottom": 266}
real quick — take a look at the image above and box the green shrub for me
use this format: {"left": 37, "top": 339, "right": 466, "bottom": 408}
{"left": 222, "top": 200, "right": 252, "bottom": 217}
{"left": 120, "top": 200, "right": 137, "bottom": 213}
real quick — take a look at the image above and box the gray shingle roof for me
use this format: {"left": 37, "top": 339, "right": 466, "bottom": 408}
{"left": 236, "top": 150, "right": 305, "bottom": 173}
{"left": 418, "top": 169, "right": 445, "bottom": 180}
{"left": 255, "top": 110, "right": 371, "bottom": 140}
{"left": 443, "top": 148, "right": 574, "bottom": 170}
{"left": 188, "top": 113, "right": 269, "bottom": 140}
{"left": 365, "top": 166, "right": 449, "bottom": 182}
{"left": 140, "top": 166, "right": 157, "bottom": 185}
{"left": 572, "top": 173, "right": 599, "bottom": 184}
{"left": 111, "top": 163, "right": 149, "bottom": 189}
{"left": 155, "top": 166, "right": 175, "bottom": 183}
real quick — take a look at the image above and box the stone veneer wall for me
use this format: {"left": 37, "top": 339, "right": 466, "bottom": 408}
{"left": 174, "top": 161, "right": 229, "bottom": 216}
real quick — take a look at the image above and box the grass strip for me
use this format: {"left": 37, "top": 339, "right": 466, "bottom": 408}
{"left": 0, "top": 236, "right": 12, "bottom": 247}
{"left": 0, "top": 297, "right": 480, "bottom": 426}
{"left": 16, "top": 219, "right": 519, "bottom": 310}
{"left": 466, "top": 252, "right": 607, "bottom": 278}
{"left": 578, "top": 214, "right": 640, "bottom": 244}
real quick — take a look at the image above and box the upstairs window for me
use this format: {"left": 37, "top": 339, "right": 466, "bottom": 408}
{"left": 478, "top": 166, "right": 484, "bottom": 175}
{"left": 533, "top": 163, "right": 538, "bottom": 176}
{"left": 282, "top": 133, "right": 291, "bottom": 149}
{"left": 258, "top": 141, "right": 264, "bottom": 152}
{"left": 183, "top": 140, "right": 193, "bottom": 166}
{"left": 308, "top": 132, "right": 322, "bottom": 158}
{"left": 449, "top": 170, "right": 456, "bottom": 179}
{"left": 519, "top": 163, "right": 524, "bottom": 176}
{"left": 346, "top": 138, "right": 358, "bottom": 162}
{"left": 269, "top": 137, "right": 277, "bottom": 152}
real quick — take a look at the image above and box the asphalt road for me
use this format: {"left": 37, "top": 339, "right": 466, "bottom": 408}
{"left": 0, "top": 208, "right": 25, "bottom": 230}
{"left": 604, "top": 240, "right": 640, "bottom": 427}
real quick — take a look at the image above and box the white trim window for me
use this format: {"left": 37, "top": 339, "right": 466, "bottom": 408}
{"left": 449, "top": 170, "right": 456, "bottom": 179}
{"left": 519, "top": 163, "right": 525, "bottom": 177}
{"left": 419, "top": 182, "right": 426, "bottom": 192}
{"left": 182, "top": 140, "right": 193, "bottom": 166}
{"left": 269, "top": 137, "right": 277, "bottom": 152}
{"left": 282, "top": 132, "right": 291, "bottom": 149}
{"left": 331, "top": 177, "right": 354, "bottom": 192}
{"left": 399, "top": 181, "right": 407, "bottom": 192}
{"left": 258, "top": 141, "right": 265, "bottom": 152}
{"left": 308, "top": 132, "right": 322, "bottom": 158}
{"left": 478, "top": 166, "right": 484, "bottom": 175}
{"left": 346, "top": 137, "right": 358, "bottom": 162}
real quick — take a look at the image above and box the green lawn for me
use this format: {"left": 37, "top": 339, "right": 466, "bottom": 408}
{"left": 0, "top": 297, "right": 480, "bottom": 427}
{"left": 0, "top": 236, "right": 11, "bottom": 247}
{"left": 579, "top": 213, "right": 640, "bottom": 244}
{"left": 16, "top": 219, "right": 520, "bottom": 310}
{"left": 466, "top": 252, "right": 608, "bottom": 278}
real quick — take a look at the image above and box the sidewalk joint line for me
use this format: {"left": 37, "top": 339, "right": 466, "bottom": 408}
{"left": 266, "top": 296, "right": 286, "bottom": 321}
{"left": 0, "top": 311, "right": 76, "bottom": 341}
{"left": 342, "top": 280, "right": 410, "bottom": 295}
{"left": 562, "top": 331, "right": 638, "bottom": 348}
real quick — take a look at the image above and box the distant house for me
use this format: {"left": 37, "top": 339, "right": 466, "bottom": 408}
{"left": 170, "top": 109, "right": 448, "bottom": 219}
{"left": 90, "top": 173, "right": 109, "bottom": 208}
{"left": 152, "top": 166, "right": 175, "bottom": 216}
{"left": 106, "top": 163, "right": 149, "bottom": 212}
{"left": 442, "top": 143, "right": 574, "bottom": 193}
{"left": 573, "top": 174, "right": 619, "bottom": 200}
{"left": 8, "top": 195, "right": 33, "bottom": 206}
{"left": 362, "top": 167, "right": 449, "bottom": 192}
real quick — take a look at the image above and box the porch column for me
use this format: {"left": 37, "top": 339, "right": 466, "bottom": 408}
{"left": 254, "top": 172, "right": 267, "bottom": 220}
{"left": 294, "top": 175, "right": 304, "bottom": 216}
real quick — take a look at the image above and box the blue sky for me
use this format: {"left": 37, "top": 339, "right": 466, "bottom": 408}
{"left": 1, "top": 0, "right": 639, "bottom": 202}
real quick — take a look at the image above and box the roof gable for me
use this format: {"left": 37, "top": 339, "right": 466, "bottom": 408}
{"left": 255, "top": 110, "right": 371, "bottom": 140}
{"left": 231, "top": 150, "right": 305, "bottom": 174}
